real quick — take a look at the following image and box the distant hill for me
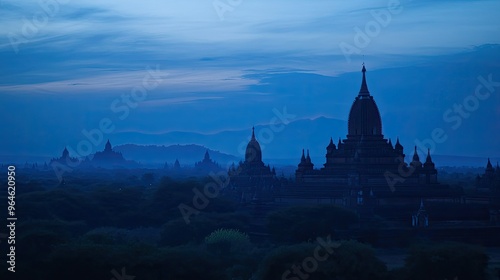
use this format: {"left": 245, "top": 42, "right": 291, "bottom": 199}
{"left": 2, "top": 45, "right": 498, "bottom": 162}
{"left": 113, "top": 144, "right": 240, "bottom": 167}
{"left": 110, "top": 117, "right": 347, "bottom": 161}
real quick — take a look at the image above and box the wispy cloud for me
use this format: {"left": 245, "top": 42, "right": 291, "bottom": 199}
{"left": 0, "top": 0, "right": 499, "bottom": 158}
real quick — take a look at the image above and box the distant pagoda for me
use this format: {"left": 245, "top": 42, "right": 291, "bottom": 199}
{"left": 90, "top": 140, "right": 137, "bottom": 168}
{"left": 194, "top": 150, "right": 223, "bottom": 173}
{"left": 50, "top": 147, "right": 79, "bottom": 166}
{"left": 227, "top": 127, "right": 278, "bottom": 202}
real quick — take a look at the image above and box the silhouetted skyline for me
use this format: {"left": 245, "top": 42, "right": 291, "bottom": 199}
{"left": 0, "top": 1, "right": 499, "bottom": 161}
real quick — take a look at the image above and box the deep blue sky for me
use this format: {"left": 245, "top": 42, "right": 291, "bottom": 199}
{"left": 0, "top": 0, "right": 499, "bottom": 160}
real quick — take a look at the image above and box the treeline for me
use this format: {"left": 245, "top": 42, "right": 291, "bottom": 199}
{"left": 0, "top": 176, "right": 496, "bottom": 279}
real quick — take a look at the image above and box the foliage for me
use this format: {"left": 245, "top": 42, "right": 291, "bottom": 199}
{"left": 205, "top": 228, "right": 250, "bottom": 244}
{"left": 256, "top": 240, "right": 388, "bottom": 280}
{"left": 204, "top": 228, "right": 251, "bottom": 254}
{"left": 17, "top": 188, "right": 99, "bottom": 222}
{"left": 402, "top": 241, "right": 489, "bottom": 280}
{"left": 83, "top": 226, "right": 161, "bottom": 245}
{"left": 267, "top": 204, "right": 359, "bottom": 243}
{"left": 159, "top": 212, "right": 250, "bottom": 246}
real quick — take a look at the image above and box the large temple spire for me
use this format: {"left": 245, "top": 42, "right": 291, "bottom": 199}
{"left": 359, "top": 64, "right": 370, "bottom": 96}
{"left": 347, "top": 64, "right": 382, "bottom": 138}
{"left": 245, "top": 127, "right": 263, "bottom": 164}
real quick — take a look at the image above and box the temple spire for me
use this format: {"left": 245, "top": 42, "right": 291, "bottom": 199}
{"left": 425, "top": 148, "right": 432, "bottom": 162}
{"left": 251, "top": 126, "right": 256, "bottom": 140}
{"left": 394, "top": 137, "right": 403, "bottom": 152}
{"left": 413, "top": 146, "right": 420, "bottom": 162}
{"left": 327, "top": 137, "right": 336, "bottom": 152}
{"left": 424, "top": 148, "right": 435, "bottom": 170}
{"left": 487, "top": 158, "right": 494, "bottom": 170}
{"left": 62, "top": 147, "right": 69, "bottom": 158}
{"left": 104, "top": 139, "right": 112, "bottom": 152}
{"left": 359, "top": 64, "right": 370, "bottom": 96}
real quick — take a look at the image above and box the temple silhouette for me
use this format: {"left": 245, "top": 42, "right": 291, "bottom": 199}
{"left": 476, "top": 159, "right": 500, "bottom": 224}
{"left": 227, "top": 127, "right": 279, "bottom": 202}
{"left": 91, "top": 140, "right": 128, "bottom": 166}
{"left": 51, "top": 140, "right": 138, "bottom": 169}
{"left": 50, "top": 147, "right": 78, "bottom": 166}
{"left": 295, "top": 65, "right": 438, "bottom": 187}
{"left": 194, "top": 150, "right": 223, "bottom": 173}
{"left": 230, "top": 65, "right": 465, "bottom": 222}
{"left": 287, "top": 65, "right": 450, "bottom": 210}
{"left": 46, "top": 65, "right": 500, "bottom": 227}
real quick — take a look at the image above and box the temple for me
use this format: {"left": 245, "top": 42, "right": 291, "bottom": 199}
{"left": 227, "top": 127, "right": 278, "bottom": 202}
{"left": 89, "top": 140, "right": 137, "bottom": 168}
{"left": 225, "top": 65, "right": 463, "bottom": 221}
{"left": 295, "top": 65, "right": 437, "bottom": 189}
{"left": 476, "top": 159, "right": 500, "bottom": 224}
{"left": 50, "top": 147, "right": 78, "bottom": 166}
{"left": 194, "top": 150, "right": 223, "bottom": 173}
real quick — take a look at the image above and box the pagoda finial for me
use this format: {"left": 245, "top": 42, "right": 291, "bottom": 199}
{"left": 306, "top": 149, "right": 312, "bottom": 164}
{"left": 104, "top": 139, "right": 112, "bottom": 152}
{"left": 424, "top": 148, "right": 435, "bottom": 169}
{"left": 327, "top": 137, "right": 336, "bottom": 151}
{"left": 300, "top": 149, "right": 306, "bottom": 162}
{"left": 62, "top": 147, "right": 69, "bottom": 158}
{"left": 413, "top": 146, "right": 420, "bottom": 161}
{"left": 359, "top": 64, "right": 370, "bottom": 96}
{"left": 251, "top": 126, "right": 256, "bottom": 140}
{"left": 487, "top": 158, "right": 493, "bottom": 170}
{"left": 394, "top": 137, "right": 403, "bottom": 151}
